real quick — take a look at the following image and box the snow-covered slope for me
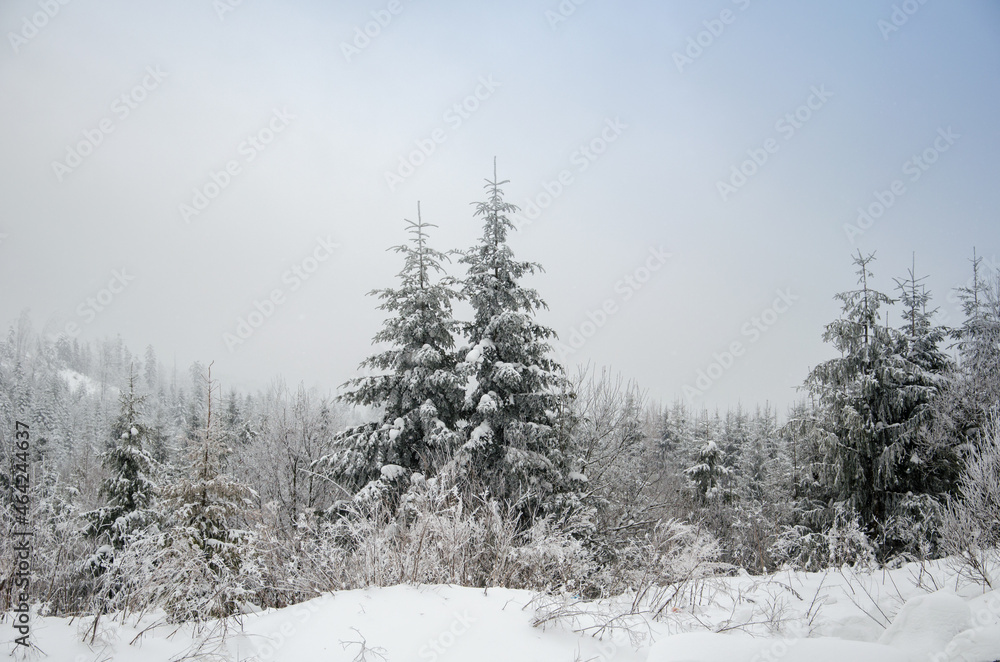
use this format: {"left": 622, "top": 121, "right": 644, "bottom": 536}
{"left": 645, "top": 564, "right": 1000, "bottom": 662}
{"left": 58, "top": 368, "right": 105, "bottom": 396}
{"left": 648, "top": 590, "right": 1000, "bottom": 662}
{"left": 13, "top": 586, "right": 643, "bottom": 662}
{"left": 11, "top": 559, "right": 1000, "bottom": 661}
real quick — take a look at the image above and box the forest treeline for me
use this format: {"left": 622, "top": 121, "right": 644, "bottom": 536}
{"left": 1, "top": 170, "right": 998, "bottom": 622}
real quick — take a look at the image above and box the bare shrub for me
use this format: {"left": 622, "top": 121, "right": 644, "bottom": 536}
{"left": 940, "top": 411, "right": 1000, "bottom": 588}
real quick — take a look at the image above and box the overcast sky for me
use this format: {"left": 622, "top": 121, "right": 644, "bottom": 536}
{"left": 1, "top": 0, "right": 998, "bottom": 412}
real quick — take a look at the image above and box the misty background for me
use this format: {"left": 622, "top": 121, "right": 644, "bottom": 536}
{"left": 1, "top": 0, "right": 998, "bottom": 411}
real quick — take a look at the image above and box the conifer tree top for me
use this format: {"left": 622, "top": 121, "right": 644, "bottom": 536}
{"left": 459, "top": 162, "right": 550, "bottom": 344}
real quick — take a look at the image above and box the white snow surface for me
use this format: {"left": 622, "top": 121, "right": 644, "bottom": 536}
{"left": 12, "top": 558, "right": 1000, "bottom": 661}
{"left": 468, "top": 420, "right": 492, "bottom": 446}
{"left": 476, "top": 392, "right": 498, "bottom": 413}
{"left": 464, "top": 338, "right": 494, "bottom": 364}
{"left": 877, "top": 592, "right": 972, "bottom": 655}
{"left": 58, "top": 368, "right": 103, "bottom": 395}
{"left": 644, "top": 561, "right": 1000, "bottom": 662}
{"left": 16, "top": 586, "right": 642, "bottom": 662}
{"left": 944, "top": 627, "right": 1000, "bottom": 662}
{"left": 380, "top": 463, "right": 407, "bottom": 481}
{"left": 648, "top": 632, "right": 913, "bottom": 662}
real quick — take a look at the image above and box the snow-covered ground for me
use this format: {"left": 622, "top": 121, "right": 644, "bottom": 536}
{"left": 7, "top": 558, "right": 1000, "bottom": 661}
{"left": 58, "top": 368, "right": 104, "bottom": 396}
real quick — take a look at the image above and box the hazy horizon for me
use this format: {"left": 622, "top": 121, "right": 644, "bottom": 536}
{"left": 2, "top": 0, "right": 998, "bottom": 412}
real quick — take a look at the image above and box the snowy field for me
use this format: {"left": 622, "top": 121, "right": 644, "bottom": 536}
{"left": 9, "top": 557, "right": 1000, "bottom": 662}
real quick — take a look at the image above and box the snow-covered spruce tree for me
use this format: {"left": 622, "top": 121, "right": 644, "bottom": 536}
{"left": 653, "top": 401, "right": 689, "bottom": 463}
{"left": 143, "top": 344, "right": 158, "bottom": 391}
{"left": 805, "top": 252, "right": 896, "bottom": 534}
{"left": 949, "top": 249, "right": 1000, "bottom": 444}
{"left": 735, "top": 407, "right": 788, "bottom": 501}
{"left": 887, "top": 260, "right": 959, "bottom": 498}
{"left": 862, "top": 260, "right": 955, "bottom": 559}
{"left": 731, "top": 406, "right": 795, "bottom": 571}
{"left": 84, "top": 368, "right": 156, "bottom": 553}
{"left": 156, "top": 363, "right": 256, "bottom": 620}
{"left": 780, "top": 400, "right": 837, "bottom": 522}
{"left": 323, "top": 204, "right": 464, "bottom": 494}
{"left": 454, "top": 164, "right": 576, "bottom": 513}
{"left": 684, "top": 438, "right": 733, "bottom": 505}
{"left": 805, "top": 252, "right": 951, "bottom": 553}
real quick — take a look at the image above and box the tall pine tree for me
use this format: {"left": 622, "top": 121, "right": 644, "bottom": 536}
{"left": 160, "top": 362, "right": 254, "bottom": 618}
{"left": 456, "top": 162, "right": 574, "bottom": 510}
{"left": 326, "top": 204, "right": 464, "bottom": 491}
{"left": 951, "top": 249, "right": 1000, "bottom": 443}
{"left": 805, "top": 253, "right": 902, "bottom": 535}
{"left": 84, "top": 367, "right": 156, "bottom": 551}
{"left": 806, "top": 252, "right": 953, "bottom": 550}
{"left": 890, "top": 257, "right": 956, "bottom": 498}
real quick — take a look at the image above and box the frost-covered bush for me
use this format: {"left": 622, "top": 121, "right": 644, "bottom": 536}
{"left": 91, "top": 524, "right": 255, "bottom": 622}
{"left": 878, "top": 492, "right": 944, "bottom": 565}
{"left": 257, "top": 469, "right": 594, "bottom": 595}
{"left": 0, "top": 469, "right": 96, "bottom": 615}
{"left": 581, "top": 518, "right": 724, "bottom": 605}
{"left": 726, "top": 502, "right": 785, "bottom": 574}
{"left": 940, "top": 411, "right": 1000, "bottom": 588}
{"left": 769, "top": 504, "right": 876, "bottom": 572}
